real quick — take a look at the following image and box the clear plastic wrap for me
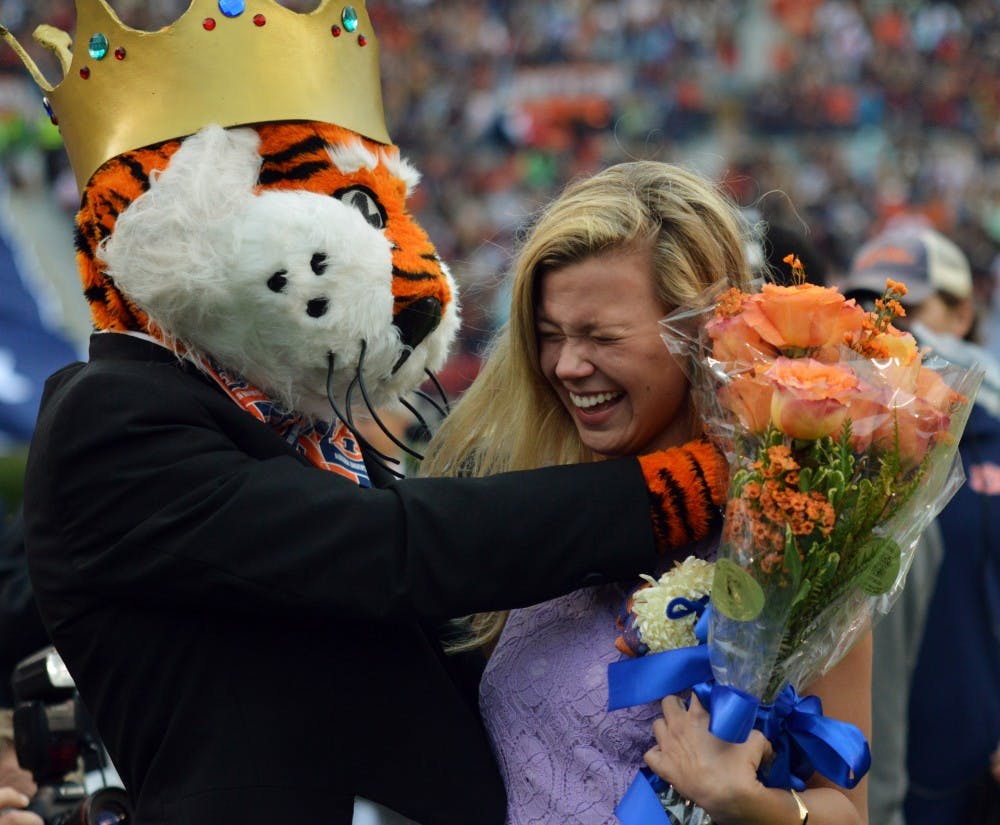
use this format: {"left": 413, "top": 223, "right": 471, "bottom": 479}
{"left": 612, "top": 275, "right": 984, "bottom": 824}
{"left": 661, "top": 276, "right": 983, "bottom": 706}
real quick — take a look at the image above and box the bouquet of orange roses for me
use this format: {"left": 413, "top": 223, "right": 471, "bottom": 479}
{"left": 612, "top": 264, "right": 983, "bottom": 824}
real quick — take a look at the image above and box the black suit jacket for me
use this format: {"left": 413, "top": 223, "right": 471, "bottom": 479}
{"left": 23, "top": 333, "right": 659, "bottom": 825}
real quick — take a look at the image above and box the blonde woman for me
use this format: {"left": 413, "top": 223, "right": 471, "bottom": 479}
{"left": 422, "top": 162, "right": 870, "bottom": 825}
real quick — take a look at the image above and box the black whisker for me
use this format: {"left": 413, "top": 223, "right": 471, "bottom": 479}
{"left": 345, "top": 366, "right": 400, "bottom": 467}
{"left": 398, "top": 396, "right": 433, "bottom": 441}
{"left": 326, "top": 352, "right": 402, "bottom": 476}
{"left": 414, "top": 389, "right": 448, "bottom": 420}
{"left": 344, "top": 371, "right": 360, "bottom": 429}
{"left": 424, "top": 368, "right": 451, "bottom": 415}
{"left": 362, "top": 451, "right": 405, "bottom": 480}
{"left": 357, "top": 342, "right": 425, "bottom": 461}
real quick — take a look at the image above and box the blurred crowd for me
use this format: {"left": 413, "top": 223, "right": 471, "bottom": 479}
{"left": 0, "top": 0, "right": 998, "bottom": 388}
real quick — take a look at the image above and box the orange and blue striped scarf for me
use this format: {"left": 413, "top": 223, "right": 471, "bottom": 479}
{"left": 201, "top": 358, "right": 371, "bottom": 487}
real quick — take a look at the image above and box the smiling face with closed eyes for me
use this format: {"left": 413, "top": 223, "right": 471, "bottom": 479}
{"left": 535, "top": 243, "right": 693, "bottom": 458}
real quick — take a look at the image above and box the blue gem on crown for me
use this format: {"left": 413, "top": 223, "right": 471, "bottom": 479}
{"left": 218, "top": 0, "right": 246, "bottom": 17}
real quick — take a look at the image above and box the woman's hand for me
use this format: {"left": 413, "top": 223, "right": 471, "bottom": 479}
{"left": 644, "top": 693, "right": 771, "bottom": 822}
{"left": 0, "top": 787, "right": 42, "bottom": 825}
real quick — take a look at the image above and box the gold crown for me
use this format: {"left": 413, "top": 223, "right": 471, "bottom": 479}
{"left": 0, "top": 0, "right": 391, "bottom": 190}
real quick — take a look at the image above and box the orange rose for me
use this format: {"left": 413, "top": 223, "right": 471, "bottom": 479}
{"left": 845, "top": 383, "right": 893, "bottom": 452}
{"left": 914, "top": 366, "right": 962, "bottom": 414}
{"left": 848, "top": 342, "right": 926, "bottom": 403}
{"left": 740, "top": 284, "right": 867, "bottom": 351}
{"left": 765, "top": 357, "right": 859, "bottom": 440}
{"left": 867, "top": 328, "right": 920, "bottom": 366}
{"left": 871, "top": 392, "right": 950, "bottom": 469}
{"left": 706, "top": 313, "right": 778, "bottom": 365}
{"left": 719, "top": 370, "right": 774, "bottom": 434}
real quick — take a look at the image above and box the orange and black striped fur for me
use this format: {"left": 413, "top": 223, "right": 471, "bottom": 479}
{"left": 638, "top": 439, "right": 728, "bottom": 554}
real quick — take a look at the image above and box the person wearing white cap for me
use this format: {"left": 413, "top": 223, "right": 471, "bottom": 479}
{"left": 842, "top": 226, "right": 975, "bottom": 334}
{"left": 844, "top": 226, "right": 1000, "bottom": 825}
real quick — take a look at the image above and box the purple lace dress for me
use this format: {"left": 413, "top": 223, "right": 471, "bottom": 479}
{"left": 479, "top": 584, "right": 659, "bottom": 825}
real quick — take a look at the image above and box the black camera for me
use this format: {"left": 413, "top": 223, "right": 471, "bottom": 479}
{"left": 11, "top": 646, "right": 132, "bottom": 825}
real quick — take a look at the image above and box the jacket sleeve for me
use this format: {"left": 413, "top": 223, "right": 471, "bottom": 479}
{"left": 25, "top": 361, "right": 659, "bottom": 624}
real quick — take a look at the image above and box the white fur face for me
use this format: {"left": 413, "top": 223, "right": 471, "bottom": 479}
{"left": 98, "top": 125, "right": 460, "bottom": 418}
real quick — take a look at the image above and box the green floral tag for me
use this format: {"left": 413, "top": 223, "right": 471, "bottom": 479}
{"left": 856, "top": 537, "right": 901, "bottom": 595}
{"left": 711, "top": 558, "right": 766, "bottom": 621}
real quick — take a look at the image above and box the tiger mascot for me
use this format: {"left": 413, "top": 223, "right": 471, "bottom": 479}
{"left": 5, "top": 2, "right": 728, "bottom": 824}
{"left": 79, "top": 121, "right": 459, "bottom": 448}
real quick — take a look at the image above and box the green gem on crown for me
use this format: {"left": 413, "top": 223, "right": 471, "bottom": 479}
{"left": 342, "top": 6, "right": 359, "bottom": 33}
{"left": 88, "top": 33, "right": 109, "bottom": 60}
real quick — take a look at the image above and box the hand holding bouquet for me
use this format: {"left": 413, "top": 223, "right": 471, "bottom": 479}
{"left": 610, "top": 264, "right": 983, "bottom": 824}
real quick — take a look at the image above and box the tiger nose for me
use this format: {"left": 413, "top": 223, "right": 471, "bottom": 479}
{"left": 392, "top": 297, "right": 443, "bottom": 372}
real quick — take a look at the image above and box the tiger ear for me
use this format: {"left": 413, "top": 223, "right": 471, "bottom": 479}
{"left": 154, "top": 125, "right": 262, "bottom": 199}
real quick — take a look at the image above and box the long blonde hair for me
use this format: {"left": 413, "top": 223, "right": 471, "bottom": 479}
{"left": 421, "top": 160, "right": 752, "bottom": 649}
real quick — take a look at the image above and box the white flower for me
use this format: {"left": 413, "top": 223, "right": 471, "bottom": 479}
{"left": 632, "top": 556, "right": 715, "bottom": 654}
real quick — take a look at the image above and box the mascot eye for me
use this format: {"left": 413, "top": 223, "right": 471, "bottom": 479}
{"left": 334, "top": 185, "right": 386, "bottom": 230}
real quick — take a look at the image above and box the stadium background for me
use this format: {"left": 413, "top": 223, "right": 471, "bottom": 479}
{"left": 0, "top": 0, "right": 996, "bottom": 438}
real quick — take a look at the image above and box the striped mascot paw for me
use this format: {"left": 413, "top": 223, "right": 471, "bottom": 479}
{"left": 638, "top": 438, "right": 728, "bottom": 554}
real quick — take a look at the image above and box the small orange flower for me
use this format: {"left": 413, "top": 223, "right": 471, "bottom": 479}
{"left": 885, "top": 279, "right": 908, "bottom": 298}
{"left": 783, "top": 253, "right": 806, "bottom": 284}
{"left": 763, "top": 445, "right": 799, "bottom": 476}
{"left": 760, "top": 551, "right": 784, "bottom": 574}
{"left": 848, "top": 280, "right": 911, "bottom": 356}
{"left": 715, "top": 287, "right": 750, "bottom": 319}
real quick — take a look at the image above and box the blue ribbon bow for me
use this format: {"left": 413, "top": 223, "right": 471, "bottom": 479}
{"left": 609, "top": 599, "right": 871, "bottom": 823}
{"left": 755, "top": 684, "right": 871, "bottom": 790}
{"left": 686, "top": 681, "right": 870, "bottom": 788}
